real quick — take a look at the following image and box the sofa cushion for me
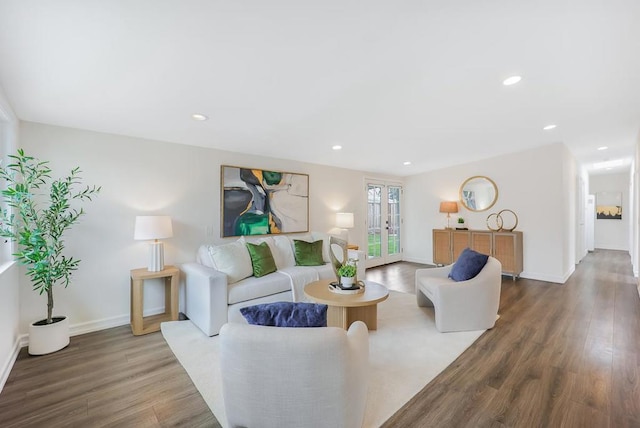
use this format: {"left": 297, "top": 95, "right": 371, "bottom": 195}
{"left": 228, "top": 271, "right": 292, "bottom": 305}
{"left": 197, "top": 245, "right": 215, "bottom": 268}
{"left": 240, "top": 302, "right": 328, "bottom": 327}
{"left": 417, "top": 276, "right": 453, "bottom": 299}
{"left": 209, "top": 239, "right": 253, "bottom": 284}
{"left": 449, "top": 248, "right": 489, "bottom": 282}
{"left": 293, "top": 239, "right": 325, "bottom": 266}
{"left": 311, "top": 231, "right": 332, "bottom": 263}
{"left": 272, "top": 235, "right": 296, "bottom": 269}
{"left": 246, "top": 242, "right": 277, "bottom": 278}
{"left": 314, "top": 263, "right": 337, "bottom": 280}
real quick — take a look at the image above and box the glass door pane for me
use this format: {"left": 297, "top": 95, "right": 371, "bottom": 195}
{"left": 388, "top": 186, "right": 401, "bottom": 257}
{"left": 366, "top": 181, "right": 403, "bottom": 268}
{"left": 367, "top": 184, "right": 382, "bottom": 260}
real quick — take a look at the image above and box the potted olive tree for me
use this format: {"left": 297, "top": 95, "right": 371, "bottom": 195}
{"left": 0, "top": 149, "right": 100, "bottom": 355}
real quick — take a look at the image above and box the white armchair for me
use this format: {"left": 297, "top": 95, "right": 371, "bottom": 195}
{"left": 220, "top": 321, "right": 369, "bottom": 428}
{"left": 416, "top": 257, "right": 502, "bottom": 332}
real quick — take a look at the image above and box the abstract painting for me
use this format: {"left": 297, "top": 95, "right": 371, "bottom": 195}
{"left": 596, "top": 192, "right": 622, "bottom": 220}
{"left": 221, "top": 165, "right": 309, "bottom": 237}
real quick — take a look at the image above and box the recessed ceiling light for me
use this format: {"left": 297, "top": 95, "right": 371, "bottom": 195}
{"left": 191, "top": 113, "right": 208, "bottom": 121}
{"left": 332, "top": 145, "right": 342, "bottom": 150}
{"left": 543, "top": 124, "right": 557, "bottom": 130}
{"left": 597, "top": 146, "right": 608, "bottom": 151}
{"left": 593, "top": 159, "right": 625, "bottom": 169}
{"left": 502, "top": 75, "right": 522, "bottom": 86}
{"left": 403, "top": 161, "right": 412, "bottom": 166}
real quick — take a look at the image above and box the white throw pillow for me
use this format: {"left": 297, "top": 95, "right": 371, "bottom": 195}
{"left": 198, "top": 245, "right": 216, "bottom": 268}
{"left": 252, "top": 236, "right": 285, "bottom": 270}
{"left": 208, "top": 238, "right": 253, "bottom": 284}
{"left": 311, "top": 231, "right": 331, "bottom": 263}
{"left": 273, "top": 235, "right": 296, "bottom": 269}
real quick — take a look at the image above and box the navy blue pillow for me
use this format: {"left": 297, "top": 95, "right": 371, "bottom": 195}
{"left": 240, "top": 302, "right": 328, "bottom": 327}
{"left": 449, "top": 248, "right": 489, "bottom": 282}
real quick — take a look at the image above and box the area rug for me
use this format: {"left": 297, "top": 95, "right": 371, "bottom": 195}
{"left": 161, "top": 291, "right": 484, "bottom": 427}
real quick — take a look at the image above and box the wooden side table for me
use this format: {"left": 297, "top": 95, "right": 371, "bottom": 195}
{"left": 130, "top": 265, "right": 180, "bottom": 335}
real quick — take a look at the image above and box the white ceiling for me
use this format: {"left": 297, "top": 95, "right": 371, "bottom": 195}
{"left": 1, "top": 0, "right": 639, "bottom": 177}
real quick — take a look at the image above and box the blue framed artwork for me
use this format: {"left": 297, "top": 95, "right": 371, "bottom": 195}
{"left": 221, "top": 165, "right": 309, "bottom": 237}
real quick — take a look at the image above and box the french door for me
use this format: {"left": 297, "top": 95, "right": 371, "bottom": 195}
{"left": 366, "top": 181, "right": 403, "bottom": 268}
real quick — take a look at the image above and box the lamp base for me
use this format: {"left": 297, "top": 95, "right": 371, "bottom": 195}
{"left": 148, "top": 241, "right": 165, "bottom": 272}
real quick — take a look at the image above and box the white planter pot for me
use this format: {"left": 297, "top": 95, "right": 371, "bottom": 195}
{"left": 28, "top": 316, "right": 70, "bottom": 355}
{"left": 341, "top": 276, "right": 355, "bottom": 287}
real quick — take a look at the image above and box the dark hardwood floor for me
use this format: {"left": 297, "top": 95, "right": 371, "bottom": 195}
{"left": 0, "top": 320, "right": 219, "bottom": 427}
{"left": 1, "top": 250, "right": 638, "bottom": 427}
{"left": 382, "top": 250, "right": 640, "bottom": 428}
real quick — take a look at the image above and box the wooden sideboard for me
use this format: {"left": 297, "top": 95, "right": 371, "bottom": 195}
{"left": 433, "top": 229, "right": 523, "bottom": 279}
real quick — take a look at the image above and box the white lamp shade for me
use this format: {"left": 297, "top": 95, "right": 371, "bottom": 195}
{"left": 336, "top": 212, "right": 354, "bottom": 229}
{"left": 134, "top": 216, "right": 173, "bottom": 240}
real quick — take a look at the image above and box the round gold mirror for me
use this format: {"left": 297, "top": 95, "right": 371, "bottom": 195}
{"left": 459, "top": 176, "right": 498, "bottom": 212}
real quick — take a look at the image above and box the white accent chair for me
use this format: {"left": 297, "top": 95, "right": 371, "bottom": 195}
{"left": 220, "top": 321, "right": 369, "bottom": 428}
{"left": 415, "top": 257, "right": 502, "bottom": 332}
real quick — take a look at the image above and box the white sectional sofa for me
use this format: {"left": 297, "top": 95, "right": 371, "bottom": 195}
{"left": 181, "top": 232, "right": 366, "bottom": 336}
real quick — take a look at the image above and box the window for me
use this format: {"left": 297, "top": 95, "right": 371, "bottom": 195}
{"left": 0, "top": 118, "right": 13, "bottom": 265}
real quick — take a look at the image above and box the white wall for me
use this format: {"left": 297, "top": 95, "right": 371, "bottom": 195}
{"left": 562, "top": 144, "right": 577, "bottom": 275}
{"left": 404, "top": 143, "right": 577, "bottom": 283}
{"left": 18, "top": 121, "right": 402, "bottom": 335}
{"left": 0, "top": 85, "right": 20, "bottom": 392}
{"left": 634, "top": 139, "right": 640, "bottom": 280}
{"left": 589, "top": 172, "right": 630, "bottom": 251}
{"left": 576, "top": 166, "right": 590, "bottom": 263}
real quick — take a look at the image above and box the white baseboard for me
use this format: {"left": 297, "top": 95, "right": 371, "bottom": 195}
{"left": 519, "top": 265, "right": 574, "bottom": 284}
{"left": 401, "top": 257, "right": 432, "bottom": 265}
{"left": 594, "top": 244, "right": 630, "bottom": 251}
{"left": 0, "top": 337, "right": 22, "bottom": 393}
{"left": 72, "top": 305, "right": 167, "bottom": 337}
{"left": 16, "top": 305, "right": 167, "bottom": 350}
{"left": 69, "top": 313, "right": 131, "bottom": 337}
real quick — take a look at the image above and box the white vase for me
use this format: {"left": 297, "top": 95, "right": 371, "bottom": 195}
{"left": 341, "top": 276, "right": 355, "bottom": 287}
{"left": 28, "top": 316, "right": 70, "bottom": 355}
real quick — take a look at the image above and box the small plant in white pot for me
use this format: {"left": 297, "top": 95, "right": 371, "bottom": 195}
{"left": 0, "top": 149, "right": 100, "bottom": 355}
{"left": 337, "top": 258, "right": 358, "bottom": 287}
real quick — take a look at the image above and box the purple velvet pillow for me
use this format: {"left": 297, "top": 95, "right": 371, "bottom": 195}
{"left": 240, "top": 302, "right": 328, "bottom": 327}
{"left": 448, "top": 248, "right": 489, "bottom": 281}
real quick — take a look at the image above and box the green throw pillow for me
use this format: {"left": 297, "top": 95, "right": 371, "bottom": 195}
{"left": 293, "top": 239, "right": 325, "bottom": 266}
{"left": 246, "top": 242, "right": 277, "bottom": 278}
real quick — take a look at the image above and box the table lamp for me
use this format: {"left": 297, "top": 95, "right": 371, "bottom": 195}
{"left": 134, "top": 215, "right": 173, "bottom": 271}
{"left": 336, "top": 212, "right": 354, "bottom": 242}
{"left": 439, "top": 201, "right": 458, "bottom": 229}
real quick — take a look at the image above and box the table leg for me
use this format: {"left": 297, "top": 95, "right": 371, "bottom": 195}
{"left": 327, "top": 306, "right": 348, "bottom": 329}
{"left": 348, "top": 305, "right": 378, "bottom": 330}
{"left": 131, "top": 278, "right": 144, "bottom": 335}
{"left": 326, "top": 305, "right": 378, "bottom": 330}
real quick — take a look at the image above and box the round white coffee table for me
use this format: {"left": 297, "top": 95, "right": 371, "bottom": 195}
{"left": 304, "top": 280, "right": 389, "bottom": 330}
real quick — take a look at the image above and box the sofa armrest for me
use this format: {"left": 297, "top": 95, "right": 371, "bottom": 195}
{"left": 181, "top": 262, "right": 229, "bottom": 336}
{"left": 415, "top": 265, "right": 452, "bottom": 293}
